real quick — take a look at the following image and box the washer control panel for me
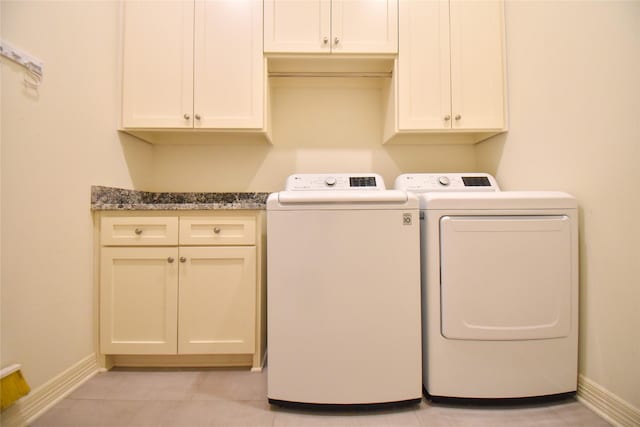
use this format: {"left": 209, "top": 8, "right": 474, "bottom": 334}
{"left": 394, "top": 173, "right": 500, "bottom": 192}
{"left": 286, "top": 173, "right": 385, "bottom": 191}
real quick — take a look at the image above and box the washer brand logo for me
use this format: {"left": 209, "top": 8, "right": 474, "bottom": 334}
{"left": 403, "top": 213, "right": 413, "bottom": 225}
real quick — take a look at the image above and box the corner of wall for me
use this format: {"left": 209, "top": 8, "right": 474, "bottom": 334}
{"left": 1, "top": 354, "right": 99, "bottom": 427}
{"left": 578, "top": 375, "right": 640, "bottom": 427}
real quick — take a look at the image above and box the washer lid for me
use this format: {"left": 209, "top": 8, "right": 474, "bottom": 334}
{"left": 269, "top": 173, "right": 417, "bottom": 209}
{"left": 277, "top": 189, "right": 408, "bottom": 204}
{"left": 422, "top": 191, "right": 577, "bottom": 210}
{"left": 267, "top": 190, "right": 418, "bottom": 210}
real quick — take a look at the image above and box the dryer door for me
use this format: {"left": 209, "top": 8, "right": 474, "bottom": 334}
{"left": 440, "top": 215, "right": 574, "bottom": 340}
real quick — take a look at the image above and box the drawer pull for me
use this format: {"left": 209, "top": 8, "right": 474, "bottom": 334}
{"left": 180, "top": 257, "right": 187, "bottom": 263}
{"left": 213, "top": 227, "right": 221, "bottom": 234}
{"left": 167, "top": 257, "right": 175, "bottom": 263}
{"left": 134, "top": 228, "right": 143, "bottom": 235}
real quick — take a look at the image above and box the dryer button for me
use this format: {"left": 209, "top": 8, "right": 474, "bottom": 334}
{"left": 438, "top": 176, "right": 450, "bottom": 186}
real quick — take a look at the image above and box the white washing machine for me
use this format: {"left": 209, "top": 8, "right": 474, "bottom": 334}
{"left": 395, "top": 173, "right": 579, "bottom": 401}
{"left": 267, "top": 173, "right": 422, "bottom": 407}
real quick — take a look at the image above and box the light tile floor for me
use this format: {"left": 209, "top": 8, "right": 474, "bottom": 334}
{"left": 31, "top": 368, "right": 611, "bottom": 427}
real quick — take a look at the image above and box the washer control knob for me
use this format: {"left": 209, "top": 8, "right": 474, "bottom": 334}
{"left": 325, "top": 177, "right": 337, "bottom": 186}
{"left": 438, "top": 176, "right": 450, "bottom": 186}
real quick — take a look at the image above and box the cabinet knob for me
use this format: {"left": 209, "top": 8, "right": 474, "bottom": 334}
{"left": 213, "top": 227, "right": 221, "bottom": 234}
{"left": 334, "top": 37, "right": 340, "bottom": 45}
{"left": 444, "top": 115, "right": 451, "bottom": 121}
{"left": 183, "top": 113, "right": 190, "bottom": 120}
{"left": 195, "top": 114, "right": 201, "bottom": 120}
{"left": 167, "top": 257, "right": 175, "bottom": 263}
{"left": 180, "top": 257, "right": 186, "bottom": 263}
{"left": 455, "top": 114, "right": 462, "bottom": 120}
{"left": 134, "top": 228, "right": 143, "bottom": 235}
{"left": 323, "top": 37, "right": 329, "bottom": 45}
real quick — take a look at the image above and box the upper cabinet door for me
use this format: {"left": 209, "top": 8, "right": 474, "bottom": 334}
{"left": 121, "top": 1, "right": 194, "bottom": 128}
{"left": 264, "top": 0, "right": 331, "bottom": 53}
{"left": 264, "top": 0, "right": 397, "bottom": 54}
{"left": 395, "top": 0, "right": 506, "bottom": 135}
{"left": 449, "top": 0, "right": 506, "bottom": 130}
{"left": 331, "top": 0, "right": 397, "bottom": 54}
{"left": 194, "top": 0, "right": 264, "bottom": 129}
{"left": 398, "top": 0, "right": 451, "bottom": 130}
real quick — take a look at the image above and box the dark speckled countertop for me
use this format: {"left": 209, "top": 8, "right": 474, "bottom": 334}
{"left": 91, "top": 186, "right": 269, "bottom": 210}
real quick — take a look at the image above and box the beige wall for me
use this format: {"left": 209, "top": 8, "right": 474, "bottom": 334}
{"left": 2, "top": 0, "right": 638, "bottom": 417}
{"left": 477, "top": 0, "right": 640, "bottom": 409}
{"left": 0, "top": 0, "right": 152, "bottom": 389}
{"left": 150, "top": 77, "right": 476, "bottom": 192}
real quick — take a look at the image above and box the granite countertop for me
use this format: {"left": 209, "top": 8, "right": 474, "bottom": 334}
{"left": 91, "top": 186, "right": 270, "bottom": 210}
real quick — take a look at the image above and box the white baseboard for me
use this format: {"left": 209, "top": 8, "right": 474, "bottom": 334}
{"left": 578, "top": 374, "right": 640, "bottom": 427}
{"left": 1, "top": 357, "right": 637, "bottom": 427}
{"left": 1, "top": 353, "right": 99, "bottom": 427}
{"left": 251, "top": 350, "right": 267, "bottom": 372}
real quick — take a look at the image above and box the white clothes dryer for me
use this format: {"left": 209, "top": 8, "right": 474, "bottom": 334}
{"left": 395, "top": 173, "right": 579, "bottom": 401}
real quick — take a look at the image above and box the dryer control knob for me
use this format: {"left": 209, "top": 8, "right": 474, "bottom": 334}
{"left": 325, "top": 177, "right": 337, "bottom": 186}
{"left": 438, "top": 176, "right": 450, "bottom": 186}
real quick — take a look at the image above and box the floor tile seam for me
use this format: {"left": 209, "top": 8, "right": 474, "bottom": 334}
{"left": 68, "top": 396, "right": 273, "bottom": 404}
{"left": 410, "top": 407, "right": 424, "bottom": 426}
{"left": 67, "top": 397, "right": 198, "bottom": 403}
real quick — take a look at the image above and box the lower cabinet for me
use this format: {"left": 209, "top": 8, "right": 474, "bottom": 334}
{"left": 177, "top": 246, "right": 256, "bottom": 354}
{"left": 100, "top": 246, "right": 179, "bottom": 355}
{"left": 97, "top": 212, "right": 265, "bottom": 369}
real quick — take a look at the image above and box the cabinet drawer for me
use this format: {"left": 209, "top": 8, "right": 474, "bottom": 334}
{"left": 180, "top": 216, "right": 256, "bottom": 245}
{"left": 101, "top": 217, "right": 179, "bottom": 246}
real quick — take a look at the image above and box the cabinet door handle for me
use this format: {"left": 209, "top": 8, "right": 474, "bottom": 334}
{"left": 455, "top": 114, "right": 462, "bottom": 120}
{"left": 183, "top": 113, "right": 190, "bottom": 120}
{"left": 180, "top": 257, "right": 187, "bottom": 263}
{"left": 213, "top": 227, "right": 221, "bottom": 234}
{"left": 323, "top": 37, "right": 329, "bottom": 45}
{"left": 444, "top": 115, "right": 451, "bottom": 121}
{"left": 167, "top": 257, "right": 175, "bottom": 263}
{"left": 134, "top": 228, "right": 143, "bottom": 235}
{"left": 195, "top": 114, "right": 201, "bottom": 120}
{"left": 334, "top": 37, "right": 340, "bottom": 45}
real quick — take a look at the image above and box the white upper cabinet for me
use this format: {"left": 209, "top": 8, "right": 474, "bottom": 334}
{"left": 397, "top": 0, "right": 450, "bottom": 131}
{"left": 121, "top": 0, "right": 264, "bottom": 130}
{"left": 264, "top": 0, "right": 398, "bottom": 54}
{"left": 194, "top": 0, "right": 264, "bottom": 129}
{"left": 121, "top": 1, "right": 194, "bottom": 129}
{"left": 449, "top": 0, "right": 506, "bottom": 130}
{"left": 264, "top": 0, "right": 331, "bottom": 53}
{"left": 389, "top": 0, "right": 506, "bottom": 142}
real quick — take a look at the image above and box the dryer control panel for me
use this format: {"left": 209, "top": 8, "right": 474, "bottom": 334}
{"left": 286, "top": 173, "right": 385, "bottom": 191}
{"left": 394, "top": 173, "right": 500, "bottom": 193}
